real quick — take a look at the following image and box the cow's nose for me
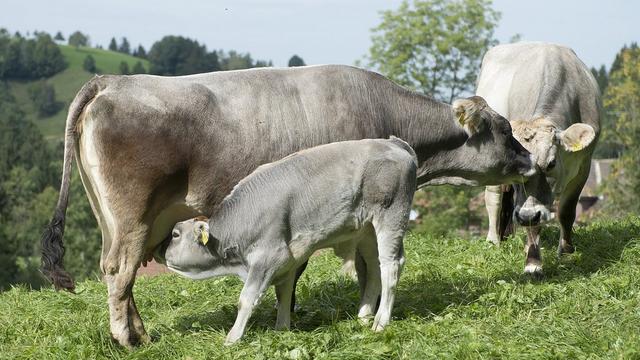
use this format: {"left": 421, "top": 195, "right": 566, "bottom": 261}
{"left": 515, "top": 209, "right": 541, "bottom": 226}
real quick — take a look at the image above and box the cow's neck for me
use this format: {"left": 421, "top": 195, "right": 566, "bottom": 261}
{"left": 388, "top": 93, "right": 469, "bottom": 185}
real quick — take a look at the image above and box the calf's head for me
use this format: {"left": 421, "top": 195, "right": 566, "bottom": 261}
{"left": 510, "top": 118, "right": 596, "bottom": 226}
{"left": 446, "top": 96, "right": 537, "bottom": 186}
{"left": 156, "top": 217, "right": 222, "bottom": 279}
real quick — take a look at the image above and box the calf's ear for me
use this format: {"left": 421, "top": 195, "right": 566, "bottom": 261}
{"left": 556, "top": 124, "right": 596, "bottom": 152}
{"left": 452, "top": 96, "right": 487, "bottom": 136}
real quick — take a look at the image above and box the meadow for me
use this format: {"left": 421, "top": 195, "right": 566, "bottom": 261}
{"left": 7, "top": 45, "right": 149, "bottom": 140}
{"left": 1, "top": 216, "right": 639, "bottom": 359}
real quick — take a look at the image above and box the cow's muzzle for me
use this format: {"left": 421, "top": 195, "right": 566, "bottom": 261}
{"left": 515, "top": 209, "right": 541, "bottom": 226}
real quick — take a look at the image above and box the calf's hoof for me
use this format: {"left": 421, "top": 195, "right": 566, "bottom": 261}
{"left": 523, "top": 263, "right": 544, "bottom": 279}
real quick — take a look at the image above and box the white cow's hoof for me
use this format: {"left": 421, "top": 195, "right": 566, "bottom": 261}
{"left": 224, "top": 332, "right": 242, "bottom": 346}
{"left": 371, "top": 321, "right": 386, "bottom": 332}
{"left": 358, "top": 315, "right": 372, "bottom": 326}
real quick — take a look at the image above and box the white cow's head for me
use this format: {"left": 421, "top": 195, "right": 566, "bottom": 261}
{"left": 510, "top": 118, "right": 596, "bottom": 225}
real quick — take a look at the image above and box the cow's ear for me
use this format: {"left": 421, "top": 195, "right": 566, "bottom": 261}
{"left": 452, "top": 96, "right": 486, "bottom": 136}
{"left": 556, "top": 124, "right": 596, "bottom": 152}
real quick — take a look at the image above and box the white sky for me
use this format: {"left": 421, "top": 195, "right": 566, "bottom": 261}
{"left": 1, "top": 0, "right": 637, "bottom": 69}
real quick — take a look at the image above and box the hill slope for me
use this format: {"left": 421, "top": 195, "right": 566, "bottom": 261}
{"left": 8, "top": 45, "right": 149, "bottom": 140}
{"left": 2, "top": 217, "right": 640, "bottom": 359}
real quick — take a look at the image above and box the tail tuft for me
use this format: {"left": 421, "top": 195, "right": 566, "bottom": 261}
{"left": 41, "top": 209, "right": 75, "bottom": 292}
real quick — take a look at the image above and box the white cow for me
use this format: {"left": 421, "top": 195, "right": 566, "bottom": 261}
{"left": 477, "top": 42, "right": 601, "bottom": 275}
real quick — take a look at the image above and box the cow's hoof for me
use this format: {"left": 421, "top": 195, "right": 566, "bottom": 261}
{"left": 558, "top": 242, "right": 575, "bottom": 256}
{"left": 358, "top": 315, "right": 372, "bottom": 326}
{"left": 524, "top": 263, "right": 544, "bottom": 279}
{"left": 486, "top": 237, "right": 500, "bottom": 246}
{"left": 371, "top": 321, "right": 385, "bottom": 332}
{"left": 224, "top": 330, "right": 244, "bottom": 346}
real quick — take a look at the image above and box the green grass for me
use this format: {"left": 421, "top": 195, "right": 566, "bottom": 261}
{"left": 8, "top": 45, "right": 149, "bottom": 140}
{"left": 2, "top": 217, "right": 640, "bottom": 359}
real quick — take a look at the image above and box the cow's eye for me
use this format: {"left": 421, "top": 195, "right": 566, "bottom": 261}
{"left": 172, "top": 230, "right": 180, "bottom": 238}
{"left": 547, "top": 159, "right": 556, "bottom": 170}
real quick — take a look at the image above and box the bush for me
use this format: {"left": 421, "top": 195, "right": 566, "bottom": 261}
{"left": 119, "top": 61, "right": 130, "bottom": 75}
{"left": 27, "top": 81, "right": 62, "bottom": 117}
{"left": 83, "top": 54, "right": 96, "bottom": 73}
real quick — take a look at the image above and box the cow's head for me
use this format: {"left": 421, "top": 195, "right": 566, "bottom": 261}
{"left": 442, "top": 96, "right": 537, "bottom": 186}
{"left": 156, "top": 217, "right": 224, "bottom": 279}
{"left": 510, "top": 118, "right": 596, "bottom": 225}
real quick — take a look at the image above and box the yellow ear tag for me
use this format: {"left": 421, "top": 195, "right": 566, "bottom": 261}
{"left": 570, "top": 142, "right": 583, "bottom": 152}
{"left": 200, "top": 229, "right": 209, "bottom": 245}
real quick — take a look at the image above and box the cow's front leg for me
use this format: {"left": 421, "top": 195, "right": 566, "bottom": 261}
{"left": 523, "top": 226, "right": 543, "bottom": 277}
{"left": 275, "top": 270, "right": 297, "bottom": 330}
{"left": 225, "top": 264, "right": 276, "bottom": 345}
{"left": 485, "top": 185, "right": 503, "bottom": 244}
{"left": 103, "top": 228, "right": 149, "bottom": 348}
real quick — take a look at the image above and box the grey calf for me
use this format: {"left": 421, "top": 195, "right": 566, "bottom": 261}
{"left": 157, "top": 137, "right": 417, "bottom": 344}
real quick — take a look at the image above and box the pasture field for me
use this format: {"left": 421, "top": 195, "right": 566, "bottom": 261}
{"left": 1, "top": 217, "right": 640, "bottom": 359}
{"left": 8, "top": 45, "right": 149, "bottom": 140}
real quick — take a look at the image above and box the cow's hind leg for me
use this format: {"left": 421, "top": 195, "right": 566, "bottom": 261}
{"left": 355, "top": 232, "right": 381, "bottom": 323}
{"left": 103, "top": 224, "right": 150, "bottom": 348}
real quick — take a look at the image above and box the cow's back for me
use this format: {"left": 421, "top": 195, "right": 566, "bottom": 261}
{"left": 476, "top": 42, "right": 601, "bottom": 132}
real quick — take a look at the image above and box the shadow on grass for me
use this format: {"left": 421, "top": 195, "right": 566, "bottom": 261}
{"left": 519, "top": 217, "right": 640, "bottom": 280}
{"left": 173, "top": 218, "right": 640, "bottom": 335}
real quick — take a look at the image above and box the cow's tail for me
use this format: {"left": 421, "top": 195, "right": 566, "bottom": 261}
{"left": 41, "top": 76, "right": 102, "bottom": 292}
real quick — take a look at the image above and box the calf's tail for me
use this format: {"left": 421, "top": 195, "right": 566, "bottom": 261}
{"left": 41, "top": 76, "right": 101, "bottom": 292}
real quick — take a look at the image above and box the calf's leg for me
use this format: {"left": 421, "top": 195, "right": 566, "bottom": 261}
{"left": 275, "top": 270, "right": 297, "bottom": 330}
{"left": 356, "top": 234, "right": 381, "bottom": 323}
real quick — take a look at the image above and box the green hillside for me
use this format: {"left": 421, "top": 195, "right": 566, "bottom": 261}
{"left": 2, "top": 217, "right": 640, "bottom": 358}
{"left": 8, "top": 45, "right": 149, "bottom": 140}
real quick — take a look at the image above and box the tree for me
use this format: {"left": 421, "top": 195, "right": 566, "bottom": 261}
{"left": 133, "top": 44, "right": 146, "bottom": 59}
{"left": 365, "top": 0, "right": 500, "bottom": 102}
{"left": 288, "top": 55, "right": 305, "bottom": 67}
{"left": 28, "top": 81, "right": 61, "bottom": 117}
{"left": 591, "top": 65, "right": 609, "bottom": 94}
{"left": 54, "top": 31, "right": 64, "bottom": 41}
{"left": 83, "top": 54, "right": 96, "bottom": 73}
{"left": 68, "top": 31, "right": 89, "bottom": 48}
{"left": 601, "top": 46, "right": 640, "bottom": 216}
{"left": 108, "top": 37, "right": 118, "bottom": 52}
{"left": 132, "top": 61, "right": 146, "bottom": 74}
{"left": 148, "top": 36, "right": 219, "bottom": 75}
{"left": 118, "top": 37, "right": 130, "bottom": 54}
{"left": 119, "top": 61, "right": 130, "bottom": 75}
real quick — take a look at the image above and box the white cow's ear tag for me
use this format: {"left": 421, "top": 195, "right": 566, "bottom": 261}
{"left": 200, "top": 229, "right": 209, "bottom": 245}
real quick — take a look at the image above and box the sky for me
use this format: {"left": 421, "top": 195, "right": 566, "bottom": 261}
{"left": 0, "top": 0, "right": 637, "bottom": 69}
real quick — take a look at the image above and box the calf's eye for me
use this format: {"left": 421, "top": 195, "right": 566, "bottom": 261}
{"left": 172, "top": 230, "right": 180, "bottom": 238}
{"left": 547, "top": 159, "right": 556, "bottom": 170}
